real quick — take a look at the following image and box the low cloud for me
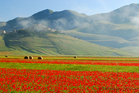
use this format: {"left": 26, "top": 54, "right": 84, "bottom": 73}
{"left": 53, "top": 18, "right": 68, "bottom": 30}
{"left": 18, "top": 18, "right": 50, "bottom": 31}
{"left": 18, "top": 18, "right": 35, "bottom": 28}
{"left": 130, "top": 12, "right": 139, "bottom": 26}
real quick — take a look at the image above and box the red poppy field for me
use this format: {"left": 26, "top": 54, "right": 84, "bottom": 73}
{"left": 0, "top": 56, "right": 139, "bottom": 93}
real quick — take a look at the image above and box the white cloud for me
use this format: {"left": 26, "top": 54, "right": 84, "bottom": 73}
{"left": 130, "top": 12, "right": 139, "bottom": 26}
{"left": 19, "top": 18, "right": 35, "bottom": 28}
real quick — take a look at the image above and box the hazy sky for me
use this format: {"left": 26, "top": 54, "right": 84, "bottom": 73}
{"left": 0, "top": 0, "right": 139, "bottom": 21}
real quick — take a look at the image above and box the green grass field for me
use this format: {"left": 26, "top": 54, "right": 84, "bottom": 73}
{"left": 0, "top": 62, "right": 139, "bottom": 72}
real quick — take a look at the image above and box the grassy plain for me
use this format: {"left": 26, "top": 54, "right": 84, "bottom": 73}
{"left": 0, "top": 62, "right": 139, "bottom": 72}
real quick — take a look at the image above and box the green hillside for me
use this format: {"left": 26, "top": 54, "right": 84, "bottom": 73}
{"left": 0, "top": 36, "right": 9, "bottom": 51}
{"left": 0, "top": 29, "right": 133, "bottom": 56}
{"left": 71, "top": 21, "right": 138, "bottom": 39}
{"left": 65, "top": 21, "right": 139, "bottom": 48}
{"left": 122, "top": 46, "right": 139, "bottom": 55}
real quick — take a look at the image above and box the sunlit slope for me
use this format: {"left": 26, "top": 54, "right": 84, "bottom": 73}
{"left": 0, "top": 36, "right": 38, "bottom": 55}
{"left": 75, "top": 21, "right": 138, "bottom": 39}
{"left": 0, "top": 36, "right": 9, "bottom": 51}
{"left": 2, "top": 30, "right": 133, "bottom": 56}
{"left": 65, "top": 21, "right": 139, "bottom": 48}
{"left": 122, "top": 46, "right": 139, "bottom": 55}
{"left": 46, "top": 34, "right": 131, "bottom": 56}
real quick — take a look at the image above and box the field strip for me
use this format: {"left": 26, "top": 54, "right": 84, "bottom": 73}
{"left": 2, "top": 57, "right": 139, "bottom": 61}
{"left": 0, "top": 62, "right": 139, "bottom": 72}
{"left": 0, "top": 59, "right": 139, "bottom": 66}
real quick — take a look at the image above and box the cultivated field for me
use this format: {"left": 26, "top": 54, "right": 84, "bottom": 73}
{"left": 0, "top": 56, "right": 139, "bottom": 93}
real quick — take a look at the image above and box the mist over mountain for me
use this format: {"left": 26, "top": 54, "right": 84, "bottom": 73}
{"left": 1, "top": 3, "right": 139, "bottom": 31}
{"left": 90, "top": 3, "right": 139, "bottom": 24}
{"left": 1, "top": 3, "right": 139, "bottom": 55}
{"left": 0, "top": 9, "right": 90, "bottom": 31}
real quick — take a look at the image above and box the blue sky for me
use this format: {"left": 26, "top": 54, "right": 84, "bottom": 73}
{"left": 0, "top": 0, "right": 139, "bottom": 21}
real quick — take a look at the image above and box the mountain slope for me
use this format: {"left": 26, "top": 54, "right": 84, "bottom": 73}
{"left": 71, "top": 21, "right": 139, "bottom": 39}
{"left": 0, "top": 36, "right": 9, "bottom": 51}
{"left": 65, "top": 21, "right": 139, "bottom": 48}
{"left": 0, "top": 29, "right": 133, "bottom": 56}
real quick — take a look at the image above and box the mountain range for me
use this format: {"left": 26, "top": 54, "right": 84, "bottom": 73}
{"left": 0, "top": 3, "right": 139, "bottom": 56}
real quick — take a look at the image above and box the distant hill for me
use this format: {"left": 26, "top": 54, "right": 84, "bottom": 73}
{"left": 1, "top": 3, "right": 139, "bottom": 55}
{"left": 0, "top": 29, "right": 132, "bottom": 56}
{"left": 65, "top": 21, "right": 139, "bottom": 48}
